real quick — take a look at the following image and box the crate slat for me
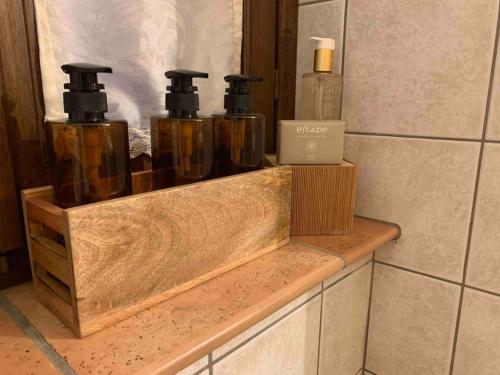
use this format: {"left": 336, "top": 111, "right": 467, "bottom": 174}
{"left": 25, "top": 196, "right": 64, "bottom": 233}
{"left": 31, "top": 237, "right": 69, "bottom": 285}
{"left": 35, "top": 270, "right": 72, "bottom": 305}
{"left": 31, "top": 235, "right": 66, "bottom": 258}
{"left": 33, "top": 277, "right": 76, "bottom": 329}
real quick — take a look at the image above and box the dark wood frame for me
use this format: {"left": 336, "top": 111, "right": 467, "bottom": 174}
{"left": 0, "top": 0, "right": 47, "bottom": 288}
{"left": 0, "top": 0, "right": 298, "bottom": 289}
{"left": 242, "top": 0, "right": 298, "bottom": 152}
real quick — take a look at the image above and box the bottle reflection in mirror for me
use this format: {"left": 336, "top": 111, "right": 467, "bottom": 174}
{"left": 213, "top": 74, "right": 265, "bottom": 178}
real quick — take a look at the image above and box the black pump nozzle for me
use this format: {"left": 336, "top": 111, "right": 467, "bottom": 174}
{"left": 61, "top": 63, "right": 112, "bottom": 122}
{"left": 224, "top": 74, "right": 262, "bottom": 115}
{"left": 164, "top": 69, "right": 209, "bottom": 118}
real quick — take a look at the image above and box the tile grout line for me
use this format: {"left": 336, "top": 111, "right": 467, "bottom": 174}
{"left": 346, "top": 131, "right": 482, "bottom": 143}
{"left": 207, "top": 352, "right": 213, "bottom": 375}
{"left": 346, "top": 132, "right": 500, "bottom": 144}
{"left": 464, "top": 284, "right": 500, "bottom": 299}
{"left": 361, "top": 255, "right": 375, "bottom": 372}
{"left": 448, "top": 1, "right": 500, "bottom": 373}
{"left": 0, "top": 291, "right": 77, "bottom": 375}
{"left": 315, "top": 284, "right": 324, "bottom": 375}
{"left": 340, "top": 0, "right": 348, "bottom": 78}
{"left": 193, "top": 365, "right": 210, "bottom": 375}
{"left": 339, "top": 0, "right": 349, "bottom": 119}
{"left": 374, "top": 260, "right": 462, "bottom": 286}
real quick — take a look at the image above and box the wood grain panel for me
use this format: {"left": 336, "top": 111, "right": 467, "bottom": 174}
{"left": 62, "top": 167, "right": 291, "bottom": 333}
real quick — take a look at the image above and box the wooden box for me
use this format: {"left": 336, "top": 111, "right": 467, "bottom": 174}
{"left": 22, "top": 167, "right": 291, "bottom": 337}
{"left": 290, "top": 161, "right": 357, "bottom": 235}
{"left": 266, "top": 156, "right": 356, "bottom": 235}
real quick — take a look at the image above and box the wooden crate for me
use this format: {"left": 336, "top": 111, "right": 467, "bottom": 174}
{"left": 22, "top": 167, "right": 291, "bottom": 337}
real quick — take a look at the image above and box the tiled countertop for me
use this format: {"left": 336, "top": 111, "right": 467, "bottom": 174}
{"left": 0, "top": 216, "right": 399, "bottom": 375}
{"left": 0, "top": 304, "right": 59, "bottom": 374}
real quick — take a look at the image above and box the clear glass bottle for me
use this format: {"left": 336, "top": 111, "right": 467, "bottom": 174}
{"left": 213, "top": 75, "right": 265, "bottom": 177}
{"left": 298, "top": 37, "right": 343, "bottom": 120}
{"left": 151, "top": 70, "right": 213, "bottom": 188}
{"left": 46, "top": 63, "right": 132, "bottom": 208}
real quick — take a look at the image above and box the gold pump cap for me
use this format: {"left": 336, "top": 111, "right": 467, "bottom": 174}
{"left": 311, "top": 36, "right": 335, "bottom": 73}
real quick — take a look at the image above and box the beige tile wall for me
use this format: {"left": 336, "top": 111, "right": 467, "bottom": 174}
{"left": 319, "top": 263, "right": 371, "bottom": 375}
{"left": 487, "top": 43, "right": 500, "bottom": 140}
{"left": 345, "top": 135, "right": 479, "bottom": 282}
{"left": 342, "top": 0, "right": 498, "bottom": 139}
{"left": 211, "top": 284, "right": 322, "bottom": 360}
{"left": 213, "top": 295, "right": 321, "bottom": 375}
{"left": 366, "top": 264, "right": 460, "bottom": 375}
{"left": 296, "top": 0, "right": 500, "bottom": 374}
{"left": 453, "top": 288, "right": 500, "bottom": 375}
{"left": 466, "top": 143, "right": 500, "bottom": 294}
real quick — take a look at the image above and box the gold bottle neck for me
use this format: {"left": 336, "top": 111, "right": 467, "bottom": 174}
{"left": 313, "top": 49, "right": 334, "bottom": 73}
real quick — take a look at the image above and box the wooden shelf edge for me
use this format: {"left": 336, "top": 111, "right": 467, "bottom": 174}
{"left": 291, "top": 216, "right": 401, "bottom": 266}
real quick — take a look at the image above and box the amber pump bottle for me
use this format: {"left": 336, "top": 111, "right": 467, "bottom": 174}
{"left": 213, "top": 74, "right": 264, "bottom": 177}
{"left": 45, "top": 63, "right": 132, "bottom": 208}
{"left": 151, "top": 70, "right": 213, "bottom": 188}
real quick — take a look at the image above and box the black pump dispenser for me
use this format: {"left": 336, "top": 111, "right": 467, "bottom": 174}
{"left": 165, "top": 70, "right": 209, "bottom": 119}
{"left": 224, "top": 74, "right": 262, "bottom": 115}
{"left": 61, "top": 63, "right": 112, "bottom": 122}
